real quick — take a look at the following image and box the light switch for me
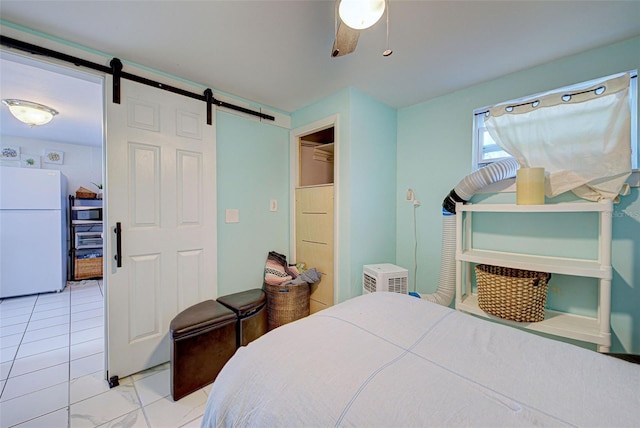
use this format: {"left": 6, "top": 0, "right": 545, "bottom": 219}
{"left": 270, "top": 199, "right": 278, "bottom": 212}
{"left": 225, "top": 209, "right": 239, "bottom": 223}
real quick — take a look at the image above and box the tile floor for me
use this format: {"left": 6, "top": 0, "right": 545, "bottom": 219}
{"left": 0, "top": 280, "right": 210, "bottom": 427}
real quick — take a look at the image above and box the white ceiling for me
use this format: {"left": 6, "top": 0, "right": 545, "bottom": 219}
{"left": 1, "top": 1, "right": 639, "bottom": 146}
{"left": 0, "top": 51, "right": 104, "bottom": 146}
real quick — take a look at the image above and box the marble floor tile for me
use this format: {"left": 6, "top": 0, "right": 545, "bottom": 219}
{"left": 13, "top": 407, "right": 69, "bottom": 428}
{"left": 0, "top": 322, "right": 27, "bottom": 338}
{"left": 0, "top": 313, "right": 31, "bottom": 327}
{"left": 71, "top": 352, "right": 104, "bottom": 380}
{"left": 22, "top": 323, "right": 70, "bottom": 344}
{"left": 71, "top": 325, "right": 103, "bottom": 345}
{"left": 34, "top": 293, "right": 70, "bottom": 305}
{"left": 26, "top": 314, "right": 70, "bottom": 331}
{"left": 1, "top": 280, "right": 216, "bottom": 427}
{"left": 97, "top": 409, "right": 149, "bottom": 428}
{"left": 71, "top": 307, "right": 103, "bottom": 322}
{"left": 0, "top": 295, "right": 37, "bottom": 310}
{"left": 0, "top": 345, "right": 18, "bottom": 364}
{"left": 134, "top": 368, "right": 170, "bottom": 406}
{"left": 70, "top": 382, "right": 140, "bottom": 428}
{"left": 29, "top": 306, "right": 70, "bottom": 321}
{"left": 70, "top": 370, "right": 130, "bottom": 405}
{"left": 143, "top": 390, "right": 208, "bottom": 428}
{"left": 131, "top": 362, "right": 170, "bottom": 383}
{"left": 71, "top": 301, "right": 103, "bottom": 314}
{"left": 71, "top": 295, "right": 102, "bottom": 304}
{"left": 179, "top": 415, "right": 204, "bottom": 428}
{"left": 0, "top": 305, "right": 34, "bottom": 319}
{"left": 1, "top": 362, "right": 69, "bottom": 402}
{"left": 0, "top": 381, "right": 68, "bottom": 427}
{"left": 34, "top": 298, "right": 71, "bottom": 312}
{"left": 72, "top": 295, "right": 104, "bottom": 307}
{"left": 71, "top": 315, "right": 103, "bottom": 333}
{"left": 15, "top": 333, "right": 69, "bottom": 359}
{"left": 10, "top": 346, "right": 70, "bottom": 377}
{"left": 71, "top": 337, "right": 104, "bottom": 361}
{"left": 0, "top": 332, "right": 23, "bottom": 349}
{"left": 0, "top": 360, "right": 12, "bottom": 380}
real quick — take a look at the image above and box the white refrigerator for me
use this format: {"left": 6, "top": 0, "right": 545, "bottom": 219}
{"left": 0, "top": 167, "right": 68, "bottom": 298}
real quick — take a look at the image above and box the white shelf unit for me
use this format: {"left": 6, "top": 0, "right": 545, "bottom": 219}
{"left": 455, "top": 200, "right": 613, "bottom": 352}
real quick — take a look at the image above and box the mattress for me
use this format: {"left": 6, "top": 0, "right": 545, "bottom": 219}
{"left": 202, "top": 292, "right": 639, "bottom": 427}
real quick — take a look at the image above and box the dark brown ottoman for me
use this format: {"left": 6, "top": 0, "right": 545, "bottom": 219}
{"left": 217, "top": 289, "right": 268, "bottom": 347}
{"left": 169, "top": 300, "right": 236, "bottom": 401}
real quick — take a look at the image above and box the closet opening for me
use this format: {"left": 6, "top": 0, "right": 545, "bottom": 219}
{"left": 293, "top": 121, "right": 337, "bottom": 314}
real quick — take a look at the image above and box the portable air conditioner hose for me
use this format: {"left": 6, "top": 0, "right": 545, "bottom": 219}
{"left": 420, "top": 158, "right": 519, "bottom": 306}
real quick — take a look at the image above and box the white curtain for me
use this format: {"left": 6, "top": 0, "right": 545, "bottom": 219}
{"left": 485, "top": 73, "right": 632, "bottom": 201}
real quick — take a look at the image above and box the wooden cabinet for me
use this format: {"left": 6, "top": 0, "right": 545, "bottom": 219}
{"left": 455, "top": 200, "right": 613, "bottom": 352}
{"left": 296, "top": 185, "right": 334, "bottom": 313}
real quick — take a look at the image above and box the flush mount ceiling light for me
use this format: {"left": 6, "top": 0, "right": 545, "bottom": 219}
{"left": 338, "top": 0, "right": 385, "bottom": 30}
{"left": 2, "top": 99, "right": 59, "bottom": 127}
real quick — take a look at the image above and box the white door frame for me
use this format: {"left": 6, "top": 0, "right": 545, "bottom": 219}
{"left": 289, "top": 114, "right": 339, "bottom": 305}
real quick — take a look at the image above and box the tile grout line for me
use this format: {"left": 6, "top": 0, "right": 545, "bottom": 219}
{"left": 3, "top": 289, "right": 71, "bottom": 427}
{"left": 0, "top": 296, "right": 36, "bottom": 401}
{"left": 67, "top": 283, "right": 73, "bottom": 428}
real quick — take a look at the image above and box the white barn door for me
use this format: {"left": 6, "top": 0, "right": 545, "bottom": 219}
{"left": 105, "top": 76, "right": 217, "bottom": 380}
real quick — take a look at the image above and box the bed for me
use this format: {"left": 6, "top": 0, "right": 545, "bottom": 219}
{"left": 202, "top": 292, "right": 639, "bottom": 427}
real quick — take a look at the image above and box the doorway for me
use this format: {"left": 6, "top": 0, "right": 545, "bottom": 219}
{"left": 290, "top": 116, "right": 338, "bottom": 314}
{"left": 0, "top": 50, "right": 107, "bottom": 374}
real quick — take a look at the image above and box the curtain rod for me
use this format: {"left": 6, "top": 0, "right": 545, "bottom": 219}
{"left": 474, "top": 73, "right": 637, "bottom": 117}
{"left": 0, "top": 35, "right": 275, "bottom": 123}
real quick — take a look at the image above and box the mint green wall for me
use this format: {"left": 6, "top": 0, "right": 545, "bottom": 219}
{"left": 292, "top": 88, "right": 397, "bottom": 301}
{"left": 216, "top": 111, "right": 291, "bottom": 297}
{"left": 396, "top": 36, "right": 640, "bottom": 353}
{"left": 292, "top": 89, "right": 352, "bottom": 302}
{"left": 348, "top": 90, "right": 398, "bottom": 296}
{"left": 0, "top": 21, "right": 293, "bottom": 300}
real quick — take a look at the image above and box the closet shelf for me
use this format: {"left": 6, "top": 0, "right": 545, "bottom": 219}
{"left": 313, "top": 143, "right": 334, "bottom": 162}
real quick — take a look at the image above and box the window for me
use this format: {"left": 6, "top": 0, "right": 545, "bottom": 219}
{"left": 473, "top": 71, "right": 638, "bottom": 170}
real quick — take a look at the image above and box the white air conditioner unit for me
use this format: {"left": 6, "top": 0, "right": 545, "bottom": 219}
{"left": 363, "top": 264, "right": 408, "bottom": 294}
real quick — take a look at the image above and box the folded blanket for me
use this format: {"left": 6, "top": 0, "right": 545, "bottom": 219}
{"left": 264, "top": 251, "right": 299, "bottom": 285}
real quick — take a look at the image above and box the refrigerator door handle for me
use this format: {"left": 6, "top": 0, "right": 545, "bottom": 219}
{"left": 114, "top": 222, "right": 122, "bottom": 268}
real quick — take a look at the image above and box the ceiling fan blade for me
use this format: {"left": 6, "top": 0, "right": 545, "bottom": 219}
{"left": 331, "top": 22, "right": 360, "bottom": 58}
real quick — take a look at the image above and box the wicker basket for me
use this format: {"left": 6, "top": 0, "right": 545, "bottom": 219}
{"left": 263, "top": 281, "right": 310, "bottom": 331}
{"left": 475, "top": 264, "right": 550, "bottom": 322}
{"left": 76, "top": 186, "right": 97, "bottom": 199}
{"left": 75, "top": 257, "right": 103, "bottom": 280}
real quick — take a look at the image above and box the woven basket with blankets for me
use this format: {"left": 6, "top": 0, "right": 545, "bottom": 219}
{"left": 263, "top": 251, "right": 321, "bottom": 330}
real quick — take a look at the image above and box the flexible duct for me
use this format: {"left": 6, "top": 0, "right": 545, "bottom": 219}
{"left": 420, "top": 158, "right": 519, "bottom": 305}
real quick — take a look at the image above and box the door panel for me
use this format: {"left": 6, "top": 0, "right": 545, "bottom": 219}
{"left": 105, "top": 77, "right": 217, "bottom": 379}
{"left": 130, "top": 143, "right": 161, "bottom": 226}
{"left": 128, "top": 253, "right": 161, "bottom": 342}
{"left": 177, "top": 151, "right": 203, "bottom": 225}
{"left": 295, "top": 185, "right": 334, "bottom": 313}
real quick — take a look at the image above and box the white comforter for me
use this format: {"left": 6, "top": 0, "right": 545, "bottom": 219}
{"left": 203, "top": 292, "right": 639, "bottom": 427}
